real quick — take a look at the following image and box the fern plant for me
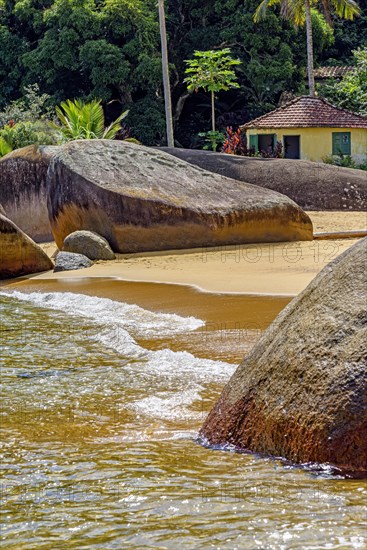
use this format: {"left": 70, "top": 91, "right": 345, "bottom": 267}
{"left": 53, "top": 99, "right": 128, "bottom": 141}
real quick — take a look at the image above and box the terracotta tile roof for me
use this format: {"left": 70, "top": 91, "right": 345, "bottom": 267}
{"left": 241, "top": 96, "right": 367, "bottom": 130}
{"left": 314, "top": 66, "right": 354, "bottom": 79}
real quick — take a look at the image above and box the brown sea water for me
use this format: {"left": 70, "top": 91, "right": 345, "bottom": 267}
{"left": 1, "top": 280, "right": 366, "bottom": 549}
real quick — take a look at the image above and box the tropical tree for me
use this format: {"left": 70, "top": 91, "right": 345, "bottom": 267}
{"left": 53, "top": 99, "right": 128, "bottom": 141}
{"left": 254, "top": 0, "right": 361, "bottom": 97}
{"left": 184, "top": 49, "right": 241, "bottom": 132}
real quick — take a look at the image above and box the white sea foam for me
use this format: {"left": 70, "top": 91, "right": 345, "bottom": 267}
{"left": 1, "top": 290, "right": 236, "bottom": 421}
{"left": 0, "top": 291, "right": 204, "bottom": 337}
{"left": 130, "top": 389, "right": 203, "bottom": 420}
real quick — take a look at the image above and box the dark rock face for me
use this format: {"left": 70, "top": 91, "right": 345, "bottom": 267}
{"left": 0, "top": 145, "right": 60, "bottom": 242}
{"left": 0, "top": 213, "right": 54, "bottom": 279}
{"left": 162, "top": 148, "right": 367, "bottom": 211}
{"left": 62, "top": 230, "right": 115, "bottom": 260}
{"left": 54, "top": 251, "right": 93, "bottom": 272}
{"left": 47, "top": 140, "right": 313, "bottom": 253}
{"left": 200, "top": 238, "right": 367, "bottom": 476}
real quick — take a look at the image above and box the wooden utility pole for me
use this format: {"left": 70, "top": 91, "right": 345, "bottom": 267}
{"left": 158, "top": 0, "right": 174, "bottom": 147}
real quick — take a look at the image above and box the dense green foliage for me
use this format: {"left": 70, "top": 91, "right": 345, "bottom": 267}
{"left": 0, "top": 0, "right": 366, "bottom": 147}
{"left": 320, "top": 47, "right": 367, "bottom": 115}
{"left": 0, "top": 84, "right": 60, "bottom": 155}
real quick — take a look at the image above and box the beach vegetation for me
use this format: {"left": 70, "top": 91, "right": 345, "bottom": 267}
{"left": 0, "top": 84, "right": 60, "bottom": 154}
{"left": 254, "top": 0, "right": 360, "bottom": 97}
{"left": 52, "top": 99, "right": 129, "bottom": 141}
{"left": 0, "top": 0, "right": 365, "bottom": 147}
{"left": 322, "top": 152, "right": 367, "bottom": 170}
{"left": 184, "top": 49, "right": 241, "bottom": 134}
{"left": 198, "top": 130, "right": 226, "bottom": 152}
{"left": 319, "top": 47, "right": 367, "bottom": 115}
{"left": 222, "top": 127, "right": 247, "bottom": 155}
{"left": 0, "top": 121, "right": 57, "bottom": 151}
{"left": 222, "top": 128, "right": 284, "bottom": 158}
{"left": 0, "top": 136, "right": 12, "bottom": 157}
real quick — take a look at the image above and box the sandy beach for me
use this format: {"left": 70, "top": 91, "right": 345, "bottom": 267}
{"left": 4, "top": 210, "right": 365, "bottom": 297}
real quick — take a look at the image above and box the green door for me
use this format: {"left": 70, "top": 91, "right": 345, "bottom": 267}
{"left": 249, "top": 134, "right": 258, "bottom": 152}
{"left": 332, "top": 132, "right": 351, "bottom": 155}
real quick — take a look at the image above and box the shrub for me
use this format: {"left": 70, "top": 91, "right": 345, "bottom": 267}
{"left": 0, "top": 136, "right": 13, "bottom": 157}
{"left": 0, "top": 121, "right": 58, "bottom": 151}
{"left": 222, "top": 130, "right": 283, "bottom": 158}
{"left": 222, "top": 127, "right": 246, "bottom": 155}
{"left": 322, "top": 153, "right": 356, "bottom": 168}
{"left": 323, "top": 153, "right": 367, "bottom": 170}
{"left": 198, "top": 130, "right": 225, "bottom": 151}
{"left": 0, "top": 84, "right": 52, "bottom": 128}
{"left": 53, "top": 99, "right": 128, "bottom": 141}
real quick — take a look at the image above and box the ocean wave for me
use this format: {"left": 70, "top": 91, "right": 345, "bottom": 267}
{"left": 1, "top": 290, "right": 236, "bottom": 421}
{"left": 0, "top": 290, "right": 204, "bottom": 337}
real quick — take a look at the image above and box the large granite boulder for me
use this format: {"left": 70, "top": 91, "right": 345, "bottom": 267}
{"left": 0, "top": 145, "right": 60, "bottom": 242}
{"left": 47, "top": 140, "right": 313, "bottom": 252}
{"left": 62, "top": 230, "right": 115, "bottom": 260}
{"left": 54, "top": 251, "right": 93, "bottom": 272}
{"left": 162, "top": 148, "right": 367, "bottom": 211}
{"left": 200, "top": 238, "right": 367, "bottom": 476}
{"left": 0, "top": 213, "right": 54, "bottom": 279}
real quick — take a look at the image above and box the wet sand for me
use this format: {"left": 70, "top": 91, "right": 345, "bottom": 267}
{"left": 16, "top": 237, "right": 359, "bottom": 296}
{"left": 1, "top": 211, "right": 365, "bottom": 362}
{"left": 2, "top": 278, "right": 290, "bottom": 363}
{"left": 7, "top": 211, "right": 362, "bottom": 296}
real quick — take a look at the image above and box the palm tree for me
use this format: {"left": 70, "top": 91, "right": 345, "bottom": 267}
{"left": 254, "top": 0, "right": 360, "bottom": 97}
{"left": 54, "top": 99, "right": 128, "bottom": 141}
{"left": 158, "top": 0, "right": 174, "bottom": 147}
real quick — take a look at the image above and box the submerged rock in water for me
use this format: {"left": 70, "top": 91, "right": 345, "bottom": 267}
{"left": 62, "top": 230, "right": 115, "bottom": 260}
{"left": 200, "top": 237, "right": 367, "bottom": 476}
{"left": 162, "top": 148, "right": 367, "bottom": 211}
{"left": 17, "top": 368, "right": 74, "bottom": 379}
{"left": 0, "top": 145, "right": 61, "bottom": 242}
{"left": 0, "top": 213, "right": 54, "bottom": 279}
{"left": 46, "top": 140, "right": 313, "bottom": 253}
{"left": 54, "top": 251, "right": 93, "bottom": 272}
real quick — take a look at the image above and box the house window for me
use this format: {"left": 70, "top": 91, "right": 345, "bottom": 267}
{"left": 248, "top": 134, "right": 276, "bottom": 154}
{"left": 332, "top": 132, "right": 351, "bottom": 156}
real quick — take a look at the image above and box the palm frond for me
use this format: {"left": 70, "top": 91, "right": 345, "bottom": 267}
{"left": 332, "top": 0, "right": 360, "bottom": 19}
{"left": 102, "top": 109, "right": 129, "bottom": 139}
{"left": 53, "top": 99, "right": 128, "bottom": 141}
{"left": 254, "top": 0, "right": 279, "bottom": 21}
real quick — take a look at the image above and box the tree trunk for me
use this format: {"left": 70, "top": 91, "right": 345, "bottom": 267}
{"left": 173, "top": 89, "right": 193, "bottom": 123}
{"left": 211, "top": 91, "right": 215, "bottom": 132}
{"left": 304, "top": 0, "right": 315, "bottom": 97}
{"left": 158, "top": 0, "right": 175, "bottom": 147}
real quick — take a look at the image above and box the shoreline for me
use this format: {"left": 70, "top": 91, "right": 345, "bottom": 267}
{"left": 1, "top": 278, "right": 291, "bottom": 364}
{"left": 1, "top": 211, "right": 366, "bottom": 299}
{"left": 13, "top": 236, "right": 361, "bottom": 296}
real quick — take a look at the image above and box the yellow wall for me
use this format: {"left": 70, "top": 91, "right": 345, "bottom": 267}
{"left": 246, "top": 127, "right": 367, "bottom": 163}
